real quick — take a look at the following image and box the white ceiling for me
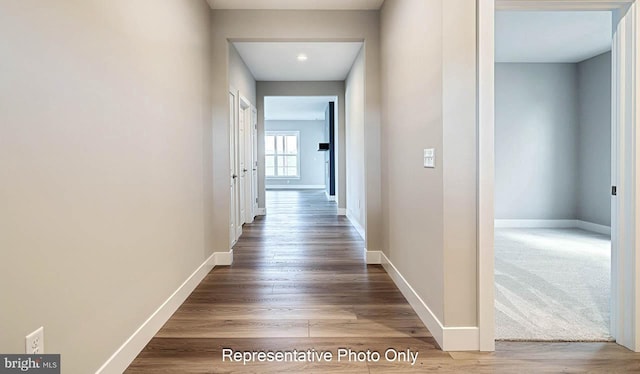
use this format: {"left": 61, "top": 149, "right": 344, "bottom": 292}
{"left": 496, "top": 11, "right": 612, "bottom": 63}
{"left": 208, "top": 0, "right": 384, "bottom": 10}
{"left": 233, "top": 42, "right": 363, "bottom": 81}
{"left": 265, "top": 96, "right": 336, "bottom": 121}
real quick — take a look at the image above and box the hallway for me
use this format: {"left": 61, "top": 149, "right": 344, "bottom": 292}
{"left": 126, "top": 190, "right": 435, "bottom": 373}
{"left": 125, "top": 190, "right": 640, "bottom": 373}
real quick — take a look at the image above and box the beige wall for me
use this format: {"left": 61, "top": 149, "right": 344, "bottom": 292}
{"left": 256, "top": 81, "right": 346, "bottom": 208}
{"left": 229, "top": 44, "right": 257, "bottom": 105}
{"left": 0, "top": 0, "right": 212, "bottom": 372}
{"left": 380, "top": 0, "right": 477, "bottom": 326}
{"left": 442, "top": 0, "right": 478, "bottom": 327}
{"left": 345, "top": 47, "right": 367, "bottom": 231}
{"left": 211, "top": 10, "right": 382, "bottom": 253}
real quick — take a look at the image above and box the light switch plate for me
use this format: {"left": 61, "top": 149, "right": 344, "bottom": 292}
{"left": 424, "top": 148, "right": 435, "bottom": 168}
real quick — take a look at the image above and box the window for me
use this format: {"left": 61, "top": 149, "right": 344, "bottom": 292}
{"left": 265, "top": 131, "right": 299, "bottom": 178}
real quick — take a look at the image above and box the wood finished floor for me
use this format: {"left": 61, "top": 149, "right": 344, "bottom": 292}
{"left": 127, "top": 190, "right": 640, "bottom": 373}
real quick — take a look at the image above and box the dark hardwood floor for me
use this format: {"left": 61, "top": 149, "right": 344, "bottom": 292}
{"left": 126, "top": 190, "right": 640, "bottom": 373}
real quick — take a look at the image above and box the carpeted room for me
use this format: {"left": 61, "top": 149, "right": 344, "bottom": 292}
{"left": 494, "top": 10, "right": 613, "bottom": 341}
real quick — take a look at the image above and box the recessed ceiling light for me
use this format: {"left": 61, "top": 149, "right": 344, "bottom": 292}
{"left": 297, "top": 53, "right": 308, "bottom": 61}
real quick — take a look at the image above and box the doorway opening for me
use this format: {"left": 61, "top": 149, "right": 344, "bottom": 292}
{"left": 493, "top": 10, "right": 613, "bottom": 341}
{"left": 229, "top": 40, "right": 366, "bottom": 236}
{"left": 479, "top": 0, "right": 640, "bottom": 352}
{"left": 263, "top": 96, "right": 338, "bottom": 212}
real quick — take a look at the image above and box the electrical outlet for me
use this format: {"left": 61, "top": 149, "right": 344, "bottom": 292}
{"left": 25, "top": 327, "right": 44, "bottom": 354}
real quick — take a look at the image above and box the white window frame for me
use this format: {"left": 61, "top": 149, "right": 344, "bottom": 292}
{"left": 265, "top": 131, "right": 301, "bottom": 179}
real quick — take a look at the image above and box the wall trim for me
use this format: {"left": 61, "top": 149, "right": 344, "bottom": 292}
{"left": 494, "top": 219, "right": 576, "bottom": 228}
{"left": 380, "top": 252, "right": 479, "bottom": 351}
{"left": 364, "top": 248, "right": 382, "bottom": 264}
{"left": 325, "top": 191, "right": 336, "bottom": 201}
{"left": 347, "top": 211, "right": 365, "bottom": 240}
{"left": 576, "top": 220, "right": 612, "bottom": 235}
{"left": 495, "top": 219, "right": 612, "bottom": 235}
{"left": 214, "top": 249, "right": 234, "bottom": 266}
{"left": 266, "top": 185, "right": 326, "bottom": 190}
{"left": 337, "top": 208, "right": 347, "bottom": 216}
{"left": 96, "top": 253, "right": 216, "bottom": 374}
{"left": 256, "top": 208, "right": 266, "bottom": 216}
{"left": 477, "top": 0, "right": 496, "bottom": 351}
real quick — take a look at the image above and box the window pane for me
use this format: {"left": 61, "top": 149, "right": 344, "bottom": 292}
{"left": 285, "top": 136, "right": 297, "bottom": 154}
{"left": 277, "top": 155, "right": 285, "bottom": 168}
{"left": 285, "top": 156, "right": 297, "bottom": 168}
{"left": 266, "top": 166, "right": 275, "bottom": 177}
{"left": 265, "top": 155, "right": 275, "bottom": 168}
{"left": 275, "top": 135, "right": 284, "bottom": 153}
{"left": 265, "top": 136, "right": 275, "bottom": 154}
{"left": 285, "top": 167, "right": 297, "bottom": 177}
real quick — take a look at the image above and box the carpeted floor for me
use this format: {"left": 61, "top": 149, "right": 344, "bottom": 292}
{"left": 495, "top": 228, "right": 612, "bottom": 341}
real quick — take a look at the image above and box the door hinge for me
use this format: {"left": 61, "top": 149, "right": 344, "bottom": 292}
{"left": 612, "top": 186, "right": 617, "bottom": 196}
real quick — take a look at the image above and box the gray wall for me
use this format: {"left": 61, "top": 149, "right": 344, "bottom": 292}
{"left": 256, "top": 81, "right": 346, "bottom": 209}
{"left": 495, "top": 56, "right": 611, "bottom": 226}
{"left": 345, "top": 46, "right": 366, "bottom": 231}
{"left": 380, "top": 0, "right": 478, "bottom": 327}
{"left": 578, "top": 52, "right": 611, "bottom": 226}
{"left": 0, "top": 1, "right": 212, "bottom": 372}
{"left": 265, "top": 120, "right": 326, "bottom": 188}
{"left": 495, "top": 63, "right": 580, "bottom": 220}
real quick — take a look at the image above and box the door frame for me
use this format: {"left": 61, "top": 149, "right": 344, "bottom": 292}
{"left": 229, "top": 87, "right": 240, "bottom": 246}
{"left": 239, "top": 94, "right": 252, "bottom": 225}
{"left": 478, "top": 0, "right": 640, "bottom": 351}
{"left": 251, "top": 106, "right": 258, "bottom": 219}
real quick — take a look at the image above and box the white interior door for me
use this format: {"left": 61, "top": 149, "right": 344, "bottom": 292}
{"left": 251, "top": 107, "right": 258, "bottom": 217}
{"left": 234, "top": 103, "right": 242, "bottom": 241}
{"left": 243, "top": 104, "right": 255, "bottom": 223}
{"left": 238, "top": 103, "right": 247, "bottom": 227}
{"left": 610, "top": 3, "right": 638, "bottom": 350}
{"left": 229, "top": 90, "right": 237, "bottom": 246}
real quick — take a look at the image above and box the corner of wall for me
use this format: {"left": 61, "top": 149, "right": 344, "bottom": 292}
{"left": 380, "top": 252, "right": 479, "bottom": 351}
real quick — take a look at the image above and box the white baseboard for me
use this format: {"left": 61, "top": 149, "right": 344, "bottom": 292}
{"left": 576, "top": 220, "right": 611, "bottom": 235}
{"left": 495, "top": 219, "right": 611, "bottom": 235}
{"left": 494, "top": 219, "right": 576, "bottom": 228}
{"left": 347, "top": 211, "right": 365, "bottom": 240}
{"left": 214, "top": 249, "right": 234, "bottom": 266}
{"left": 442, "top": 326, "right": 480, "bottom": 351}
{"left": 256, "top": 208, "right": 266, "bottom": 216}
{"left": 325, "top": 191, "right": 336, "bottom": 201}
{"left": 364, "top": 248, "right": 383, "bottom": 264}
{"left": 96, "top": 253, "right": 216, "bottom": 374}
{"left": 380, "top": 252, "right": 479, "bottom": 351}
{"left": 266, "top": 185, "right": 325, "bottom": 190}
{"left": 337, "top": 208, "right": 347, "bottom": 216}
